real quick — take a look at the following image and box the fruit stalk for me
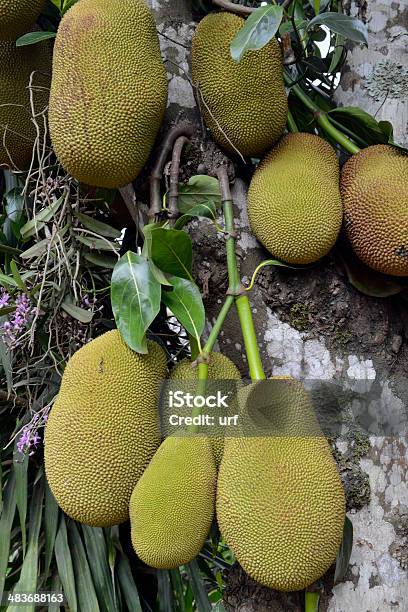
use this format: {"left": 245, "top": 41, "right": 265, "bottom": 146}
{"left": 284, "top": 73, "right": 361, "bottom": 155}
{"left": 217, "top": 167, "right": 266, "bottom": 381}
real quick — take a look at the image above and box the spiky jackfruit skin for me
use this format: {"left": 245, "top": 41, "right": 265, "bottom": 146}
{"left": 191, "top": 13, "right": 287, "bottom": 158}
{"left": 217, "top": 378, "right": 345, "bottom": 591}
{"left": 0, "top": 0, "right": 44, "bottom": 40}
{"left": 341, "top": 145, "right": 408, "bottom": 276}
{"left": 169, "top": 353, "right": 241, "bottom": 465}
{"left": 130, "top": 435, "right": 217, "bottom": 568}
{"left": 247, "top": 133, "right": 343, "bottom": 264}
{"left": 45, "top": 331, "right": 167, "bottom": 527}
{"left": 49, "top": 0, "right": 167, "bottom": 188}
{"left": 0, "top": 40, "right": 51, "bottom": 169}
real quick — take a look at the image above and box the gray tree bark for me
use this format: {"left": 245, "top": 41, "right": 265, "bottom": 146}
{"left": 148, "top": 1, "right": 408, "bottom": 610}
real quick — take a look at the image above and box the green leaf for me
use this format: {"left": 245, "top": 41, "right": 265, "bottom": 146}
{"left": 16, "top": 31, "right": 57, "bottom": 47}
{"left": 169, "top": 569, "right": 186, "bottom": 612}
{"left": 62, "top": 0, "right": 80, "bottom": 14}
{"left": 82, "top": 526, "right": 116, "bottom": 612}
{"left": 0, "top": 472, "right": 16, "bottom": 601}
{"left": 83, "top": 252, "right": 118, "bottom": 269}
{"left": 0, "top": 306, "right": 16, "bottom": 316}
{"left": 313, "top": 0, "right": 320, "bottom": 14}
{"left": 20, "top": 194, "right": 65, "bottom": 238}
{"left": 0, "top": 272, "right": 19, "bottom": 288}
{"left": 157, "top": 570, "right": 174, "bottom": 612}
{"left": 68, "top": 522, "right": 101, "bottom": 612}
{"left": 0, "top": 333, "right": 12, "bottom": 394}
{"left": 162, "top": 277, "right": 205, "bottom": 342}
{"left": 329, "top": 106, "right": 389, "bottom": 145}
{"left": 230, "top": 5, "right": 284, "bottom": 62}
{"left": 0, "top": 243, "right": 23, "bottom": 256}
{"left": 20, "top": 238, "right": 50, "bottom": 259}
{"left": 150, "top": 228, "right": 193, "bottom": 281}
{"left": 308, "top": 12, "right": 368, "bottom": 45}
{"left": 44, "top": 482, "right": 59, "bottom": 578}
{"left": 116, "top": 555, "right": 143, "bottom": 612}
{"left": 305, "top": 591, "right": 320, "bottom": 611}
{"left": 186, "top": 560, "right": 212, "bottom": 612}
{"left": 61, "top": 300, "right": 94, "bottom": 323}
{"left": 75, "top": 213, "right": 122, "bottom": 239}
{"left": 334, "top": 516, "right": 353, "bottom": 584}
{"left": 10, "top": 260, "right": 26, "bottom": 291}
{"left": 111, "top": 252, "right": 161, "bottom": 354}
{"left": 148, "top": 260, "right": 172, "bottom": 286}
{"left": 177, "top": 175, "right": 221, "bottom": 214}
{"left": 328, "top": 33, "right": 345, "bottom": 73}
{"left": 13, "top": 449, "right": 28, "bottom": 557}
{"left": 7, "top": 478, "right": 44, "bottom": 612}
{"left": 55, "top": 516, "right": 78, "bottom": 612}
{"left": 76, "top": 235, "right": 118, "bottom": 251}
{"left": 49, "top": 575, "right": 63, "bottom": 612}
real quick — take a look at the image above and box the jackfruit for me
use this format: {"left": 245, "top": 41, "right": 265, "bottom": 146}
{"left": 341, "top": 144, "right": 408, "bottom": 276}
{"left": 191, "top": 12, "right": 287, "bottom": 158}
{"left": 0, "top": 0, "right": 44, "bottom": 41}
{"left": 49, "top": 0, "right": 168, "bottom": 188}
{"left": 247, "top": 133, "right": 343, "bottom": 264}
{"left": 130, "top": 435, "right": 216, "bottom": 568}
{"left": 45, "top": 330, "right": 167, "bottom": 527}
{"left": 169, "top": 353, "right": 241, "bottom": 465}
{"left": 0, "top": 39, "right": 51, "bottom": 169}
{"left": 217, "top": 378, "right": 345, "bottom": 591}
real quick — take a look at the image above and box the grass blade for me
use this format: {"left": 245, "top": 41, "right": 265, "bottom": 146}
{"left": 170, "top": 568, "right": 186, "bottom": 612}
{"left": 54, "top": 515, "right": 77, "bottom": 612}
{"left": 68, "top": 522, "right": 100, "bottom": 612}
{"left": 157, "top": 570, "right": 173, "bottom": 612}
{"left": 48, "top": 574, "right": 63, "bottom": 612}
{"left": 116, "top": 554, "right": 142, "bottom": 612}
{"left": 82, "top": 525, "right": 116, "bottom": 612}
{"left": 44, "top": 482, "right": 59, "bottom": 577}
{"left": 13, "top": 449, "right": 28, "bottom": 557}
{"left": 0, "top": 471, "right": 16, "bottom": 601}
{"left": 7, "top": 477, "right": 44, "bottom": 612}
{"left": 186, "top": 560, "right": 212, "bottom": 612}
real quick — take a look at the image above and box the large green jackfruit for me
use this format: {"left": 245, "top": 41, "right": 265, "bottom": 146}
{"left": 0, "top": 0, "right": 44, "bottom": 40}
{"left": 0, "top": 39, "right": 51, "bottom": 169}
{"left": 49, "top": 0, "right": 168, "bottom": 188}
{"left": 169, "top": 353, "right": 241, "bottom": 465}
{"left": 247, "top": 133, "right": 343, "bottom": 264}
{"left": 217, "top": 378, "right": 345, "bottom": 591}
{"left": 130, "top": 435, "right": 217, "bottom": 568}
{"left": 341, "top": 144, "right": 408, "bottom": 276}
{"left": 45, "top": 330, "right": 167, "bottom": 527}
{"left": 191, "top": 12, "right": 287, "bottom": 157}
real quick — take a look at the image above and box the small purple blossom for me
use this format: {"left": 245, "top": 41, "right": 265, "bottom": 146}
{"left": 16, "top": 409, "right": 49, "bottom": 456}
{"left": 0, "top": 288, "right": 10, "bottom": 308}
{"left": 1, "top": 292, "right": 36, "bottom": 348}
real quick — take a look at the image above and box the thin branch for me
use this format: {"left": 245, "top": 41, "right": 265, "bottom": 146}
{"left": 168, "top": 135, "right": 190, "bottom": 220}
{"left": 211, "top": 0, "right": 256, "bottom": 15}
{"left": 0, "top": 390, "right": 28, "bottom": 407}
{"left": 149, "top": 123, "right": 194, "bottom": 220}
{"left": 119, "top": 183, "right": 140, "bottom": 230}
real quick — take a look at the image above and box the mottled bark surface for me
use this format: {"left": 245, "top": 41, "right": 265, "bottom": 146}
{"left": 148, "top": 1, "right": 408, "bottom": 609}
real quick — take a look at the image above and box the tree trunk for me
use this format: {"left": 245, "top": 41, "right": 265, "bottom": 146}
{"left": 149, "top": 1, "right": 408, "bottom": 610}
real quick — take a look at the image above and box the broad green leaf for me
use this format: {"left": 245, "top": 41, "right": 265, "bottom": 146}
{"left": 20, "top": 194, "right": 65, "bottom": 238}
{"left": 111, "top": 252, "right": 161, "bottom": 354}
{"left": 76, "top": 235, "right": 118, "bottom": 251}
{"left": 0, "top": 472, "right": 16, "bottom": 601}
{"left": 162, "top": 277, "right": 205, "bottom": 342}
{"left": 7, "top": 478, "right": 44, "bottom": 612}
{"left": 75, "top": 213, "right": 121, "bottom": 239}
{"left": 13, "top": 449, "right": 28, "bottom": 557}
{"left": 148, "top": 260, "right": 172, "bottom": 286}
{"left": 68, "top": 522, "right": 101, "bottom": 612}
{"left": 308, "top": 12, "right": 368, "bottom": 45}
{"left": 230, "top": 5, "right": 284, "bottom": 62}
{"left": 83, "top": 252, "right": 118, "bottom": 269}
{"left": 82, "top": 526, "right": 116, "bottom": 612}
{"left": 329, "top": 106, "right": 389, "bottom": 145}
{"left": 5, "top": 187, "right": 24, "bottom": 224}
{"left": 116, "top": 555, "right": 143, "bottom": 612}
{"left": 44, "top": 482, "right": 59, "bottom": 578}
{"left": 55, "top": 516, "right": 78, "bottom": 612}
{"left": 328, "top": 33, "right": 346, "bottom": 73}
{"left": 157, "top": 570, "right": 174, "bottom": 612}
{"left": 16, "top": 31, "right": 56, "bottom": 47}
{"left": 186, "top": 560, "right": 212, "bottom": 612}
{"left": 61, "top": 300, "right": 94, "bottom": 323}
{"left": 334, "top": 516, "right": 353, "bottom": 583}
{"left": 378, "top": 120, "right": 394, "bottom": 141}
{"left": 177, "top": 175, "right": 221, "bottom": 214}
{"left": 150, "top": 228, "right": 193, "bottom": 281}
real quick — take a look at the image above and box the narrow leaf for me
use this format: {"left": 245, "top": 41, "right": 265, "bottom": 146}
{"left": 76, "top": 235, "right": 118, "bottom": 251}
{"left": 68, "top": 522, "right": 101, "bottom": 612}
{"left": 186, "top": 560, "right": 212, "bottom": 612}
{"left": 44, "top": 482, "right": 59, "bottom": 578}
{"left": 61, "top": 301, "right": 94, "bottom": 323}
{"left": 83, "top": 252, "right": 118, "bottom": 269}
{"left": 55, "top": 516, "right": 78, "bottom": 612}
{"left": 230, "top": 5, "right": 284, "bottom": 62}
{"left": 116, "top": 555, "right": 143, "bottom": 612}
{"left": 150, "top": 228, "right": 193, "bottom": 281}
{"left": 13, "top": 449, "right": 28, "bottom": 557}
{"left": 0, "top": 272, "right": 19, "bottom": 288}
{"left": 308, "top": 12, "right": 368, "bottom": 45}
{"left": 162, "top": 277, "right": 205, "bottom": 342}
{"left": 20, "top": 194, "right": 64, "bottom": 238}
{"left": 48, "top": 575, "right": 63, "bottom": 612}
{"left": 10, "top": 260, "right": 26, "bottom": 291}
{"left": 111, "top": 252, "right": 161, "bottom": 354}
{"left": 0, "top": 472, "right": 16, "bottom": 601}
{"left": 75, "top": 213, "right": 122, "bottom": 239}
{"left": 82, "top": 525, "right": 116, "bottom": 612}
{"left": 16, "top": 31, "right": 56, "bottom": 47}
{"left": 157, "top": 570, "right": 174, "bottom": 612}
{"left": 334, "top": 516, "right": 353, "bottom": 584}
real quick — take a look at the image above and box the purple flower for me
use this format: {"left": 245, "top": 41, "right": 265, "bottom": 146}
{"left": 0, "top": 288, "right": 10, "bottom": 308}
{"left": 1, "top": 292, "right": 36, "bottom": 348}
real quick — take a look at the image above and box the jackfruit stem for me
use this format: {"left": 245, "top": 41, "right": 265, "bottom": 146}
{"left": 305, "top": 591, "right": 320, "bottom": 612}
{"left": 284, "top": 73, "right": 361, "bottom": 155}
{"left": 217, "top": 166, "right": 266, "bottom": 381}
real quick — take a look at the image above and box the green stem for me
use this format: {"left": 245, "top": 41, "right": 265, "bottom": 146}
{"left": 287, "top": 108, "right": 299, "bottom": 133}
{"left": 218, "top": 168, "right": 266, "bottom": 382}
{"left": 305, "top": 591, "right": 320, "bottom": 612}
{"left": 203, "top": 295, "right": 234, "bottom": 354}
{"left": 284, "top": 73, "right": 361, "bottom": 155}
{"left": 188, "top": 333, "right": 200, "bottom": 361}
